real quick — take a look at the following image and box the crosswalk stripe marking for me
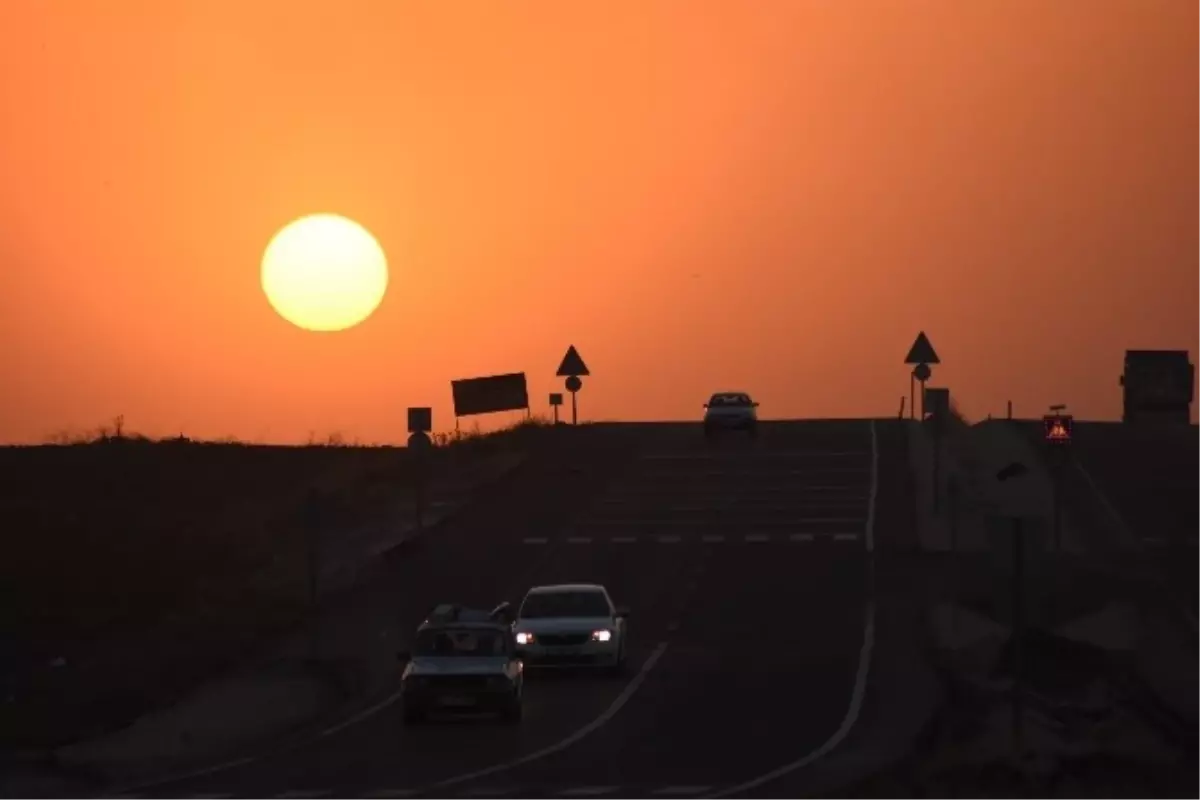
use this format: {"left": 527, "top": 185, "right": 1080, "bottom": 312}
{"left": 650, "top": 787, "right": 712, "bottom": 796}
{"left": 611, "top": 536, "right": 637, "bottom": 543}
{"left": 657, "top": 535, "right": 682, "bottom": 543}
{"left": 701, "top": 534, "right": 725, "bottom": 543}
{"left": 833, "top": 533, "right": 860, "bottom": 542}
{"left": 275, "top": 791, "right": 329, "bottom": 798}
{"left": 559, "top": 787, "right": 620, "bottom": 796}
{"left": 744, "top": 534, "right": 770, "bottom": 542}
{"left": 362, "top": 791, "right": 417, "bottom": 798}
{"left": 789, "top": 533, "right": 815, "bottom": 542}
{"left": 566, "top": 536, "right": 592, "bottom": 544}
{"left": 522, "top": 537, "right": 549, "bottom": 544}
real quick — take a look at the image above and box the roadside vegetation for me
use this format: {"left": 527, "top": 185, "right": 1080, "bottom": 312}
{"left": 0, "top": 415, "right": 554, "bottom": 749}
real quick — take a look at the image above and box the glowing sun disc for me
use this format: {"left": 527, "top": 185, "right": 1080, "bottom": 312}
{"left": 261, "top": 213, "right": 389, "bottom": 332}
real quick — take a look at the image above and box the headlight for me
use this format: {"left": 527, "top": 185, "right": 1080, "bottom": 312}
{"left": 591, "top": 629, "right": 612, "bottom": 642}
{"left": 516, "top": 632, "right": 535, "bottom": 645}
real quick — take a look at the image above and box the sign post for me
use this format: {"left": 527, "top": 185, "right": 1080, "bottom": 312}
{"left": 1042, "top": 405, "right": 1073, "bottom": 552}
{"left": 555, "top": 345, "right": 591, "bottom": 426}
{"left": 1011, "top": 513, "right": 1025, "bottom": 759}
{"left": 904, "top": 331, "right": 940, "bottom": 421}
{"left": 549, "top": 393, "right": 563, "bottom": 425}
{"left": 995, "top": 461, "right": 1029, "bottom": 762}
{"left": 565, "top": 376, "right": 582, "bottom": 424}
{"left": 925, "top": 387, "right": 950, "bottom": 513}
{"left": 302, "top": 488, "right": 323, "bottom": 660}
{"left": 407, "top": 407, "right": 433, "bottom": 538}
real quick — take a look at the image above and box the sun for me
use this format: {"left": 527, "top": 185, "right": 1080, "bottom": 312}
{"left": 261, "top": 213, "right": 389, "bottom": 332}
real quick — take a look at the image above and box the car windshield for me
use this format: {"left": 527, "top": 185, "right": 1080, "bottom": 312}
{"left": 413, "top": 627, "right": 508, "bottom": 657}
{"left": 520, "top": 590, "right": 611, "bottom": 619}
{"left": 709, "top": 394, "right": 751, "bottom": 407}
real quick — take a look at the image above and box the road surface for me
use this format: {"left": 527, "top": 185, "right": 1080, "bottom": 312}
{"left": 111, "top": 420, "right": 913, "bottom": 799}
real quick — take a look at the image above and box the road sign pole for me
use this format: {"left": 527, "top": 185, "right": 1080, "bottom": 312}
{"left": 932, "top": 424, "right": 941, "bottom": 513}
{"left": 1052, "top": 459, "right": 1062, "bottom": 552}
{"left": 414, "top": 463, "right": 424, "bottom": 537}
{"left": 553, "top": 405, "right": 559, "bottom": 424}
{"left": 919, "top": 378, "right": 927, "bottom": 421}
{"left": 1011, "top": 515, "right": 1025, "bottom": 761}
{"left": 303, "top": 490, "right": 321, "bottom": 660}
{"left": 948, "top": 477, "right": 958, "bottom": 552}
{"left": 556, "top": 346, "right": 590, "bottom": 429}
{"left": 909, "top": 373, "right": 915, "bottom": 420}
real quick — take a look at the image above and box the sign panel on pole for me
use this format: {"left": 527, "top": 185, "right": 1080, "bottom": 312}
{"left": 924, "top": 387, "right": 950, "bottom": 422}
{"left": 556, "top": 346, "right": 590, "bottom": 377}
{"left": 407, "top": 407, "right": 432, "bottom": 434}
{"left": 1043, "top": 414, "right": 1073, "bottom": 444}
{"left": 450, "top": 373, "right": 530, "bottom": 417}
{"left": 904, "top": 331, "right": 941, "bottom": 365}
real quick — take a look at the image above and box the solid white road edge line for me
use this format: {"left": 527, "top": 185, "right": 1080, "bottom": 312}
{"left": 706, "top": 419, "right": 880, "bottom": 798}
{"left": 103, "top": 755, "right": 259, "bottom": 796}
{"left": 112, "top": 680, "right": 413, "bottom": 794}
{"left": 424, "top": 641, "right": 670, "bottom": 793}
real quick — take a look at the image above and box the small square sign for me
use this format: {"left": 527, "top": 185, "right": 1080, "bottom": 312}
{"left": 1043, "top": 414, "right": 1073, "bottom": 444}
{"left": 407, "top": 406, "right": 432, "bottom": 433}
{"left": 549, "top": 393, "right": 563, "bottom": 406}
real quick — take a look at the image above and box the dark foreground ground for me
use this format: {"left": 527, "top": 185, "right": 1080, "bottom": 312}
{"left": 0, "top": 426, "right": 534, "bottom": 749}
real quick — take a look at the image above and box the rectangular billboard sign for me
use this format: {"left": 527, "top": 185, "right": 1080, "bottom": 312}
{"left": 451, "top": 372, "right": 530, "bottom": 417}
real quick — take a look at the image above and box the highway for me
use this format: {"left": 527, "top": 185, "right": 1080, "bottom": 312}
{"left": 113, "top": 420, "right": 912, "bottom": 799}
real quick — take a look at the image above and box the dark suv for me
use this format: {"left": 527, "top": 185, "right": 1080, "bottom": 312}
{"left": 396, "top": 603, "right": 523, "bottom": 725}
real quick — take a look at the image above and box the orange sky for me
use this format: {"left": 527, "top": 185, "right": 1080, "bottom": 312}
{"left": 2, "top": 1, "right": 1196, "bottom": 444}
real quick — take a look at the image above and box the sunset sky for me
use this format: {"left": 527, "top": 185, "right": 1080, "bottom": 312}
{"left": 2, "top": 1, "right": 1196, "bottom": 444}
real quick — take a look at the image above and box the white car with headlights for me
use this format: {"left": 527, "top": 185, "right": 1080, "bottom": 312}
{"left": 512, "top": 584, "right": 629, "bottom": 674}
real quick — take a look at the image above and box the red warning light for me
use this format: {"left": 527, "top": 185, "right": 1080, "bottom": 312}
{"left": 1043, "top": 414, "right": 1073, "bottom": 444}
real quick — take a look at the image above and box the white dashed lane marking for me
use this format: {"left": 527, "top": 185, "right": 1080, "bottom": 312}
{"left": 519, "top": 534, "right": 863, "bottom": 545}
{"left": 134, "top": 787, "right": 727, "bottom": 799}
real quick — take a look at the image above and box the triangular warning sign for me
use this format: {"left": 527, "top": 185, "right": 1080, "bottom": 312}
{"left": 556, "top": 345, "right": 590, "bottom": 377}
{"left": 904, "top": 331, "right": 940, "bottom": 365}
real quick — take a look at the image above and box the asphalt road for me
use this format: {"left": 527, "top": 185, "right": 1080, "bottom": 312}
{"left": 114, "top": 419, "right": 912, "bottom": 799}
